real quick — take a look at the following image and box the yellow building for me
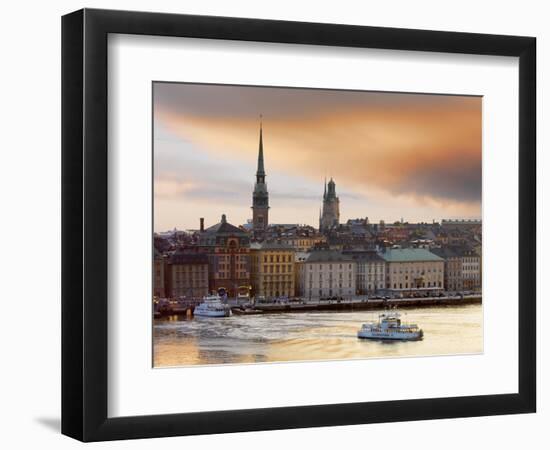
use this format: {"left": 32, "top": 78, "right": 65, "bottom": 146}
{"left": 250, "top": 242, "right": 295, "bottom": 299}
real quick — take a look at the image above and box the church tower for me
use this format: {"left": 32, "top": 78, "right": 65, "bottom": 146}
{"left": 320, "top": 177, "right": 340, "bottom": 232}
{"left": 252, "top": 120, "right": 269, "bottom": 233}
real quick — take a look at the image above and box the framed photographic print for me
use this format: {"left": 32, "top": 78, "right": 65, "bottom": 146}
{"left": 61, "top": 8, "right": 536, "bottom": 442}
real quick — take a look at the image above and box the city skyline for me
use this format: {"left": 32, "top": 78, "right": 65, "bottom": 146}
{"left": 154, "top": 83, "right": 482, "bottom": 232}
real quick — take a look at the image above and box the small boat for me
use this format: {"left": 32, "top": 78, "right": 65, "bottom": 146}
{"left": 194, "top": 294, "right": 232, "bottom": 318}
{"left": 357, "top": 311, "right": 423, "bottom": 341}
{"left": 232, "top": 305, "right": 263, "bottom": 315}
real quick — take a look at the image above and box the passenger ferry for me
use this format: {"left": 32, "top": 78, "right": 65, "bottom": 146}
{"left": 194, "top": 294, "right": 232, "bottom": 318}
{"left": 357, "top": 311, "right": 423, "bottom": 341}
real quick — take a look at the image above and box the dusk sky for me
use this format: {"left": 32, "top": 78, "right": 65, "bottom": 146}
{"left": 153, "top": 83, "right": 481, "bottom": 232}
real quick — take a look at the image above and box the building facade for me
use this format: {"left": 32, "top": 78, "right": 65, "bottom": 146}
{"left": 153, "top": 249, "right": 166, "bottom": 298}
{"left": 319, "top": 178, "right": 340, "bottom": 232}
{"left": 199, "top": 214, "right": 251, "bottom": 298}
{"left": 344, "top": 250, "right": 385, "bottom": 294}
{"left": 301, "top": 250, "right": 356, "bottom": 300}
{"left": 251, "top": 122, "right": 269, "bottom": 234}
{"left": 250, "top": 242, "right": 295, "bottom": 299}
{"left": 381, "top": 248, "right": 444, "bottom": 294}
{"left": 455, "top": 246, "right": 482, "bottom": 291}
{"left": 431, "top": 247, "right": 463, "bottom": 292}
{"left": 165, "top": 251, "right": 209, "bottom": 299}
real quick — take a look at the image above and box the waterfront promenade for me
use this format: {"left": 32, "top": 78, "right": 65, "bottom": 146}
{"left": 155, "top": 294, "right": 481, "bottom": 316}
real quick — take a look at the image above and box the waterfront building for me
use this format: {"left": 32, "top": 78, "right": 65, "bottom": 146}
{"left": 430, "top": 247, "right": 463, "bottom": 292}
{"left": 344, "top": 250, "right": 386, "bottom": 295}
{"left": 250, "top": 241, "right": 295, "bottom": 299}
{"left": 198, "top": 214, "right": 251, "bottom": 298}
{"left": 153, "top": 249, "right": 166, "bottom": 298}
{"left": 454, "top": 245, "right": 482, "bottom": 291}
{"left": 319, "top": 178, "right": 340, "bottom": 232}
{"left": 165, "top": 251, "right": 209, "bottom": 299}
{"left": 380, "top": 248, "right": 444, "bottom": 294}
{"left": 301, "top": 249, "right": 356, "bottom": 299}
{"left": 294, "top": 252, "right": 310, "bottom": 297}
{"left": 251, "top": 121, "right": 269, "bottom": 234}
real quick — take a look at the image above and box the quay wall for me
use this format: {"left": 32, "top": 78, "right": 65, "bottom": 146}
{"left": 253, "top": 296, "right": 481, "bottom": 313}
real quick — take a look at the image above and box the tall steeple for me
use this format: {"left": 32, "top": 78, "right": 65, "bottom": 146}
{"left": 252, "top": 116, "right": 269, "bottom": 234}
{"left": 256, "top": 117, "right": 265, "bottom": 180}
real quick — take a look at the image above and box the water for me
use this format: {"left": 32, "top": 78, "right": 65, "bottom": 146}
{"left": 153, "top": 304, "right": 482, "bottom": 367}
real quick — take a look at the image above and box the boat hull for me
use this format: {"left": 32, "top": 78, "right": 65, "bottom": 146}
{"left": 357, "top": 330, "right": 423, "bottom": 341}
{"left": 194, "top": 309, "right": 232, "bottom": 318}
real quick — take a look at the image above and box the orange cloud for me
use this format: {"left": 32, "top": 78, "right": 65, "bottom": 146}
{"left": 156, "top": 95, "right": 481, "bottom": 211}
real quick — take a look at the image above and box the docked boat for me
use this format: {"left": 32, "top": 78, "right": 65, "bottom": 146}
{"left": 194, "top": 294, "right": 232, "bottom": 318}
{"left": 232, "top": 305, "right": 263, "bottom": 315}
{"left": 357, "top": 311, "right": 423, "bottom": 341}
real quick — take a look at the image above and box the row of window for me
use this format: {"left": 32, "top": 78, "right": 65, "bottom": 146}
{"left": 309, "top": 274, "right": 352, "bottom": 281}
{"left": 263, "top": 254, "right": 293, "bottom": 263}
{"left": 308, "top": 282, "right": 353, "bottom": 288}
{"left": 216, "top": 254, "right": 248, "bottom": 261}
{"left": 218, "top": 263, "right": 248, "bottom": 270}
{"left": 309, "top": 264, "right": 353, "bottom": 270}
{"left": 261, "top": 264, "right": 293, "bottom": 274}
{"left": 391, "top": 281, "right": 442, "bottom": 289}
{"left": 261, "top": 275, "right": 293, "bottom": 282}
{"left": 216, "top": 272, "right": 249, "bottom": 279}
{"left": 357, "top": 266, "right": 384, "bottom": 273}
{"left": 357, "top": 275, "right": 384, "bottom": 282}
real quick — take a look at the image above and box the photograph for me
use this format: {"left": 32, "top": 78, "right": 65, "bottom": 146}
{"left": 152, "top": 82, "right": 483, "bottom": 367}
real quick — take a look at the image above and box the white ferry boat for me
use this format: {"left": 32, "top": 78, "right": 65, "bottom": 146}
{"left": 357, "top": 311, "right": 423, "bottom": 341}
{"left": 194, "top": 294, "right": 232, "bottom": 318}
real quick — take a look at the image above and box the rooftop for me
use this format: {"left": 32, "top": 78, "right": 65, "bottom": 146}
{"left": 380, "top": 248, "right": 443, "bottom": 263}
{"left": 169, "top": 252, "right": 209, "bottom": 265}
{"left": 203, "top": 214, "right": 247, "bottom": 236}
{"left": 306, "top": 249, "right": 354, "bottom": 263}
{"left": 250, "top": 241, "right": 294, "bottom": 251}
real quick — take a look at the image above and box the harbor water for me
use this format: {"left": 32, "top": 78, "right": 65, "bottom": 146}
{"left": 153, "top": 304, "right": 482, "bottom": 367}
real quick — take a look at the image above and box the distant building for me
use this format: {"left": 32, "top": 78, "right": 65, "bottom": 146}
{"left": 199, "top": 214, "right": 251, "bottom": 297}
{"left": 431, "top": 247, "right": 463, "bottom": 292}
{"left": 319, "top": 178, "right": 340, "bottom": 232}
{"left": 300, "top": 249, "right": 356, "bottom": 299}
{"left": 251, "top": 122, "right": 269, "bottom": 234}
{"left": 153, "top": 249, "right": 166, "bottom": 298}
{"left": 441, "top": 219, "right": 482, "bottom": 229}
{"left": 344, "top": 250, "right": 385, "bottom": 294}
{"left": 279, "top": 234, "right": 326, "bottom": 252}
{"left": 165, "top": 251, "right": 209, "bottom": 299}
{"left": 380, "top": 248, "right": 444, "bottom": 294}
{"left": 250, "top": 241, "right": 295, "bottom": 299}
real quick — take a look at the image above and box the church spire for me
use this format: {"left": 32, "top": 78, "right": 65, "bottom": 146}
{"left": 252, "top": 115, "right": 269, "bottom": 233}
{"left": 256, "top": 116, "right": 265, "bottom": 178}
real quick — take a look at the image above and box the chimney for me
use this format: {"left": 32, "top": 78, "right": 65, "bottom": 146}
{"left": 200, "top": 218, "right": 204, "bottom": 232}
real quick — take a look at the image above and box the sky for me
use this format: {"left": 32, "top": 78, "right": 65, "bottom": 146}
{"left": 153, "top": 82, "right": 482, "bottom": 232}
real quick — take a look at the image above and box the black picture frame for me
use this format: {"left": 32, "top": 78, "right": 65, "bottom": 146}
{"left": 61, "top": 8, "right": 536, "bottom": 442}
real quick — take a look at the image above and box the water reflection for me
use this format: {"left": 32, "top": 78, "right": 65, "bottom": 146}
{"left": 153, "top": 304, "right": 482, "bottom": 367}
